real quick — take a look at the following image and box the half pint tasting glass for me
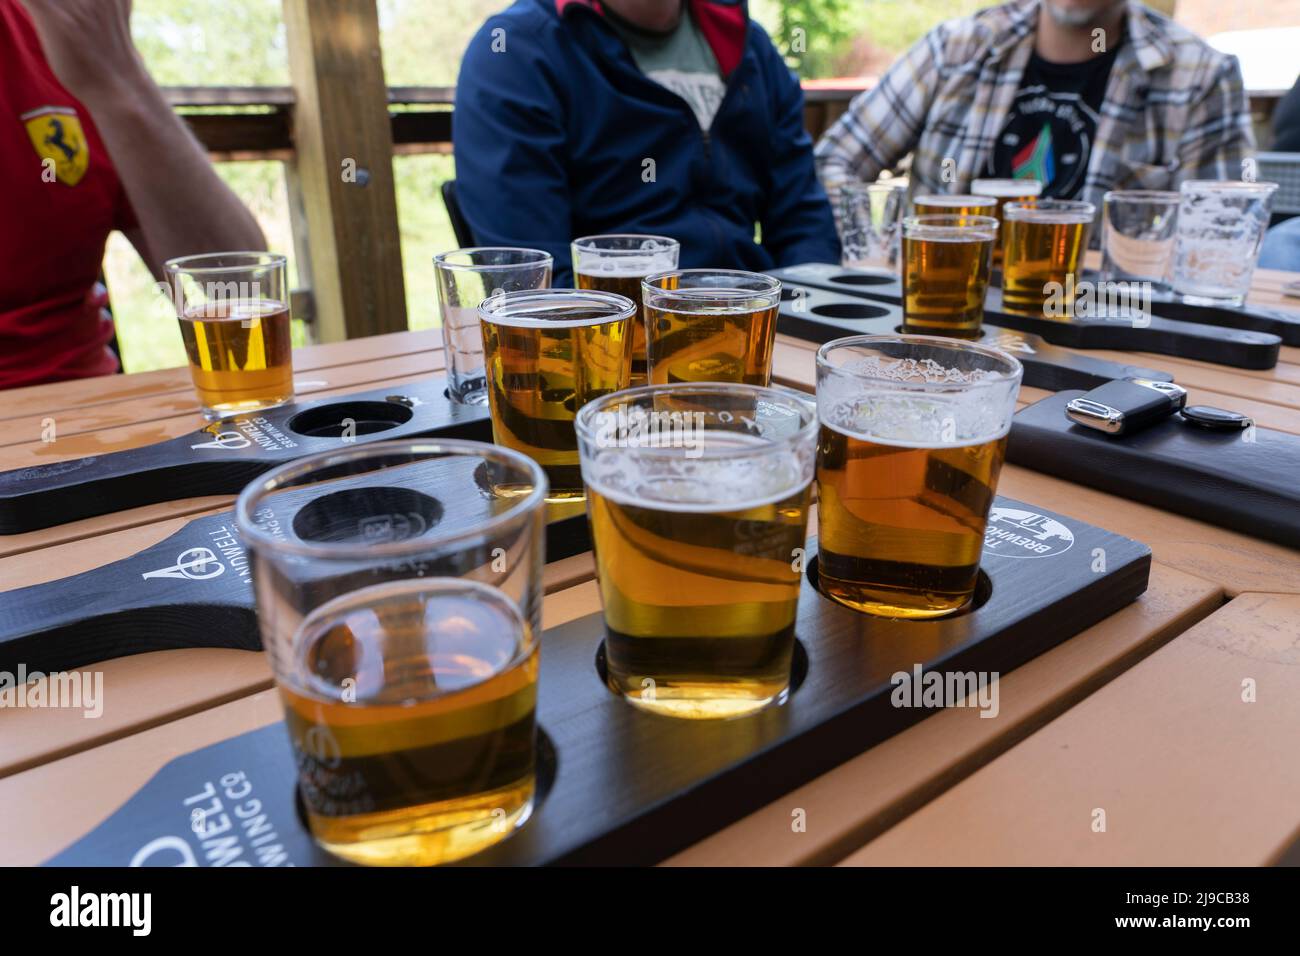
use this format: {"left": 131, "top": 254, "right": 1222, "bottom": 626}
{"left": 641, "top": 269, "right": 782, "bottom": 387}
{"left": 815, "top": 335, "right": 1022, "bottom": 619}
{"left": 575, "top": 383, "right": 817, "bottom": 718}
{"left": 165, "top": 252, "right": 293, "bottom": 420}
{"left": 572, "top": 234, "right": 680, "bottom": 388}
{"left": 912, "top": 194, "right": 998, "bottom": 218}
{"left": 839, "top": 180, "right": 908, "bottom": 269}
{"left": 1001, "top": 199, "right": 1096, "bottom": 317}
{"left": 1172, "top": 180, "right": 1279, "bottom": 307}
{"left": 234, "top": 439, "right": 547, "bottom": 867}
{"left": 970, "top": 178, "right": 1043, "bottom": 265}
{"left": 434, "top": 248, "right": 553, "bottom": 406}
{"left": 479, "top": 288, "right": 635, "bottom": 500}
{"left": 900, "top": 214, "right": 999, "bottom": 339}
{"left": 1100, "top": 190, "right": 1179, "bottom": 291}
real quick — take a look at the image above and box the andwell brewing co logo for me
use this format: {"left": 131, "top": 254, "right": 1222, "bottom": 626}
{"left": 983, "top": 507, "right": 1075, "bottom": 559}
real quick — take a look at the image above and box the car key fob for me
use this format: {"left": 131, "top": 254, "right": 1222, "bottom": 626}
{"left": 1181, "top": 405, "right": 1253, "bottom": 431}
{"left": 1065, "top": 379, "right": 1188, "bottom": 435}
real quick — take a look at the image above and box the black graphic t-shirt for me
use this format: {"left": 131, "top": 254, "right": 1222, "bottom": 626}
{"left": 989, "top": 38, "right": 1123, "bottom": 198}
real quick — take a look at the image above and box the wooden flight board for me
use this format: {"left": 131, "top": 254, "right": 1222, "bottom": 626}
{"left": 0, "top": 458, "right": 593, "bottom": 674}
{"left": 774, "top": 283, "right": 1174, "bottom": 392}
{"left": 1074, "top": 268, "right": 1300, "bottom": 346}
{"left": 0, "top": 377, "right": 491, "bottom": 535}
{"left": 770, "top": 263, "right": 1282, "bottom": 370}
{"left": 1010, "top": 390, "right": 1300, "bottom": 549}
{"left": 45, "top": 496, "right": 1151, "bottom": 867}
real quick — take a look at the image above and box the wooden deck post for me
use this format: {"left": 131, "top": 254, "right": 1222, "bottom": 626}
{"left": 282, "top": 0, "right": 408, "bottom": 341}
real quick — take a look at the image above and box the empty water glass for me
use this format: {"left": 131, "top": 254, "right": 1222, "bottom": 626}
{"left": 1101, "top": 190, "right": 1179, "bottom": 291}
{"left": 434, "top": 248, "right": 552, "bottom": 405}
{"left": 1171, "top": 181, "right": 1278, "bottom": 307}
{"left": 839, "top": 181, "right": 908, "bottom": 270}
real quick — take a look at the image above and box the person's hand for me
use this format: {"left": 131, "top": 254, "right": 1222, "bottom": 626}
{"left": 19, "top": 0, "right": 145, "bottom": 105}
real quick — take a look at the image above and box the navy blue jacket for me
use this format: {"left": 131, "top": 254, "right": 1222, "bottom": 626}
{"left": 453, "top": 0, "right": 839, "bottom": 285}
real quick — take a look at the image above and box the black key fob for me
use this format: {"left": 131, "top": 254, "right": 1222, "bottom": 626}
{"left": 1181, "top": 405, "right": 1253, "bottom": 431}
{"left": 1065, "top": 379, "right": 1188, "bottom": 435}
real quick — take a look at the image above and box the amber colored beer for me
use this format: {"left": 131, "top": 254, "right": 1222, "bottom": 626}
{"left": 479, "top": 290, "right": 634, "bottom": 500}
{"left": 970, "top": 178, "right": 1043, "bottom": 264}
{"left": 642, "top": 270, "right": 781, "bottom": 387}
{"left": 576, "top": 385, "right": 818, "bottom": 718}
{"left": 280, "top": 579, "right": 537, "bottom": 866}
{"left": 912, "top": 195, "right": 998, "bottom": 217}
{"left": 573, "top": 235, "right": 679, "bottom": 387}
{"left": 178, "top": 298, "right": 294, "bottom": 417}
{"left": 814, "top": 336, "right": 1022, "bottom": 618}
{"left": 817, "top": 422, "right": 1008, "bottom": 617}
{"left": 1001, "top": 200, "right": 1095, "bottom": 317}
{"left": 586, "top": 470, "right": 812, "bottom": 718}
{"left": 901, "top": 215, "right": 997, "bottom": 339}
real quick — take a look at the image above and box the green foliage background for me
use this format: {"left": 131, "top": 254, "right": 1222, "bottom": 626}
{"left": 109, "top": 0, "right": 976, "bottom": 372}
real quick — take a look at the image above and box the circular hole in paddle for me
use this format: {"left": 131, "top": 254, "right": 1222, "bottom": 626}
{"left": 292, "top": 486, "right": 443, "bottom": 544}
{"left": 287, "top": 401, "right": 414, "bottom": 438}
{"left": 805, "top": 552, "right": 992, "bottom": 619}
{"left": 292, "top": 726, "right": 558, "bottom": 863}
{"left": 593, "top": 636, "right": 809, "bottom": 708}
{"left": 830, "top": 272, "right": 895, "bottom": 286}
{"left": 811, "top": 302, "right": 892, "bottom": 320}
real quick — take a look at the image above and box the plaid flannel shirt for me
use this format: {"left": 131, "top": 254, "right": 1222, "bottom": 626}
{"left": 814, "top": 0, "right": 1255, "bottom": 225}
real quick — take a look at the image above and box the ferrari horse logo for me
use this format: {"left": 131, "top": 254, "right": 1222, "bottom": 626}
{"left": 22, "top": 106, "right": 88, "bottom": 186}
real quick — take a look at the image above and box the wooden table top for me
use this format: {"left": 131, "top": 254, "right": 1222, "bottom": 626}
{"left": 1, "top": 268, "right": 1298, "bottom": 867}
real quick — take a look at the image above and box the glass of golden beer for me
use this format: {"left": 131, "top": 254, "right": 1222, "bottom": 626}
{"left": 572, "top": 235, "right": 680, "bottom": 388}
{"left": 642, "top": 270, "right": 781, "bottom": 388}
{"left": 1002, "top": 199, "right": 1096, "bottom": 317}
{"left": 970, "top": 178, "right": 1043, "bottom": 264}
{"left": 912, "top": 195, "right": 998, "bottom": 217}
{"left": 815, "top": 335, "right": 1022, "bottom": 619}
{"left": 235, "top": 439, "right": 548, "bottom": 866}
{"left": 901, "top": 214, "right": 998, "bottom": 339}
{"left": 479, "top": 289, "right": 635, "bottom": 500}
{"left": 165, "top": 252, "right": 294, "bottom": 420}
{"left": 575, "top": 382, "right": 817, "bottom": 718}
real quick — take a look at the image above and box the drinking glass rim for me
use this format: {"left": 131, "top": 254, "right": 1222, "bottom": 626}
{"left": 1180, "top": 180, "right": 1278, "bottom": 194}
{"left": 970, "top": 177, "right": 1044, "bottom": 195}
{"left": 1004, "top": 199, "right": 1096, "bottom": 222}
{"left": 477, "top": 287, "right": 636, "bottom": 327}
{"left": 573, "top": 381, "right": 819, "bottom": 456}
{"left": 641, "top": 268, "right": 782, "bottom": 303}
{"left": 571, "top": 234, "right": 680, "bottom": 254}
{"left": 164, "top": 251, "right": 286, "bottom": 276}
{"left": 433, "top": 247, "right": 554, "bottom": 272}
{"left": 816, "top": 333, "right": 1024, "bottom": 391}
{"left": 233, "top": 438, "right": 548, "bottom": 560}
{"left": 912, "top": 194, "right": 998, "bottom": 208}
{"left": 1102, "top": 189, "right": 1180, "bottom": 204}
{"left": 902, "top": 214, "right": 999, "bottom": 237}
{"left": 842, "top": 180, "right": 908, "bottom": 195}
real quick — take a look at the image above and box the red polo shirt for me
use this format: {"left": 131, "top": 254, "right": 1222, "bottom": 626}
{"left": 0, "top": 0, "right": 136, "bottom": 390}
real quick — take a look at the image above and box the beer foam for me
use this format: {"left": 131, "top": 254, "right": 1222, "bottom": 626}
{"left": 971, "top": 179, "right": 1043, "bottom": 197}
{"left": 575, "top": 255, "right": 676, "bottom": 277}
{"left": 583, "top": 432, "right": 812, "bottom": 513}
{"left": 839, "top": 355, "right": 999, "bottom": 386}
{"left": 820, "top": 393, "right": 1011, "bottom": 447}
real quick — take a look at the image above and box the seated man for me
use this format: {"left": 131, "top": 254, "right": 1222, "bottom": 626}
{"left": 1, "top": 0, "right": 265, "bottom": 390}
{"left": 815, "top": 0, "right": 1254, "bottom": 215}
{"left": 453, "top": 0, "right": 838, "bottom": 284}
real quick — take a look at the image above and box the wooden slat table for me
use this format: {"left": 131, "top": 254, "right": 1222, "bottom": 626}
{"left": 1, "top": 270, "right": 1298, "bottom": 867}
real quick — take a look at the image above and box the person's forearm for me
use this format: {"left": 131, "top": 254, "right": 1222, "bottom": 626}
{"left": 81, "top": 63, "right": 265, "bottom": 275}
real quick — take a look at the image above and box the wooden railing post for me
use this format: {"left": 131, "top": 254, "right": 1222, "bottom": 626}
{"left": 282, "top": 0, "right": 407, "bottom": 341}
